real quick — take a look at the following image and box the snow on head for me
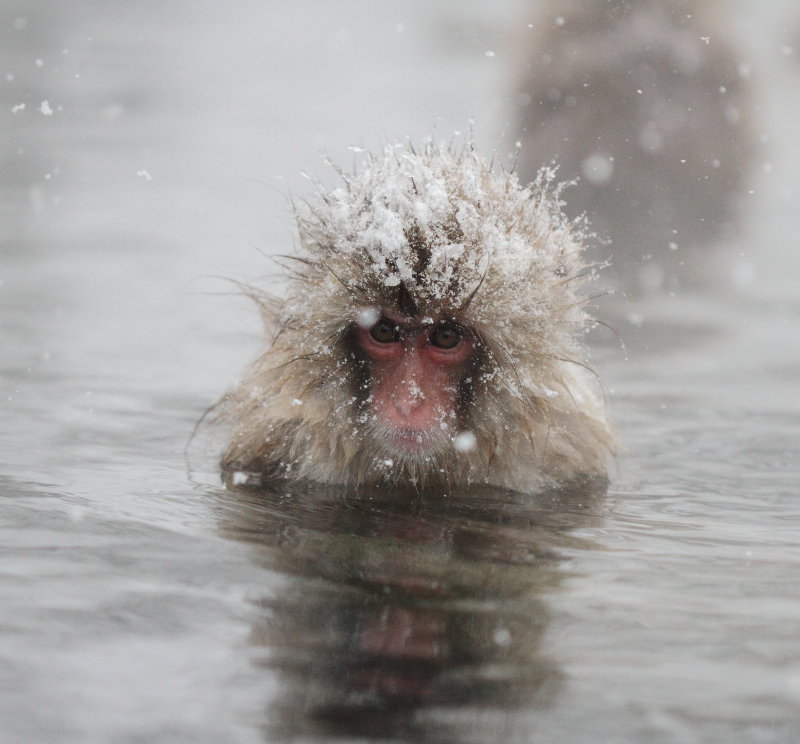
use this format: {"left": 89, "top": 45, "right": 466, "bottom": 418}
{"left": 290, "top": 140, "right": 593, "bottom": 351}
{"left": 272, "top": 138, "right": 605, "bottom": 439}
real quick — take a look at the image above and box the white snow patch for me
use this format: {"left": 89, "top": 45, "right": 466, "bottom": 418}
{"left": 231, "top": 471, "right": 249, "bottom": 486}
{"left": 452, "top": 430, "right": 477, "bottom": 453}
{"left": 581, "top": 153, "right": 614, "bottom": 184}
{"left": 355, "top": 308, "right": 380, "bottom": 330}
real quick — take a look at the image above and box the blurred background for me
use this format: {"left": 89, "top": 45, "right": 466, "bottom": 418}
{"left": 1, "top": 2, "right": 799, "bottom": 743}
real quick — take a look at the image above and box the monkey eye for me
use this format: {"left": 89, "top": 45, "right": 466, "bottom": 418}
{"left": 429, "top": 323, "right": 463, "bottom": 350}
{"left": 369, "top": 319, "right": 401, "bottom": 344}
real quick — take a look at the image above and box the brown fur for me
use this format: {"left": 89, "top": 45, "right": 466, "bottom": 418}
{"left": 219, "top": 141, "right": 614, "bottom": 493}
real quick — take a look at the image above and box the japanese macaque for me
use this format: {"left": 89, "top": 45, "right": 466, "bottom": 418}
{"left": 514, "top": 0, "right": 753, "bottom": 293}
{"left": 219, "top": 141, "right": 613, "bottom": 494}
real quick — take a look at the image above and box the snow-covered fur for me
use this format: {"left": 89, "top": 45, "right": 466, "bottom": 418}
{"left": 220, "top": 141, "right": 613, "bottom": 493}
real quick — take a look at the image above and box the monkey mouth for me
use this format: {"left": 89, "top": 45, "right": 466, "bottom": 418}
{"left": 384, "top": 426, "right": 445, "bottom": 455}
{"left": 365, "top": 420, "right": 451, "bottom": 462}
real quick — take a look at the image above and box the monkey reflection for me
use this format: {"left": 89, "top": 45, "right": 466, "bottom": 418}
{"left": 221, "top": 479, "right": 606, "bottom": 742}
{"left": 219, "top": 142, "right": 613, "bottom": 494}
{"left": 514, "top": 0, "right": 754, "bottom": 294}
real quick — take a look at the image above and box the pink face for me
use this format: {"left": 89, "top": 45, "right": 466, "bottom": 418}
{"left": 355, "top": 312, "right": 475, "bottom": 454}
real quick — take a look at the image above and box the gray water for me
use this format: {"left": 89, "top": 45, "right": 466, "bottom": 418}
{"left": 1, "top": 2, "right": 799, "bottom": 743}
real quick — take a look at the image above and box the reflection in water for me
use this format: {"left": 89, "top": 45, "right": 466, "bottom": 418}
{"left": 221, "top": 479, "right": 607, "bottom": 742}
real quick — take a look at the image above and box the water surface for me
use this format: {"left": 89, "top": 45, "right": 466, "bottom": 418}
{"left": 1, "top": 2, "right": 799, "bottom": 742}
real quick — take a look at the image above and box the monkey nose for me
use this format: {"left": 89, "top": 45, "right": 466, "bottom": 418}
{"left": 392, "top": 398, "right": 421, "bottom": 418}
{"left": 390, "top": 382, "right": 425, "bottom": 418}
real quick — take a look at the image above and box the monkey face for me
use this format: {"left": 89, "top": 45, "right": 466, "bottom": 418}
{"left": 354, "top": 310, "right": 476, "bottom": 458}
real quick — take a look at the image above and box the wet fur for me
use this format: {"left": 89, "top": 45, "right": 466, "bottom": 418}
{"left": 219, "top": 141, "right": 614, "bottom": 493}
